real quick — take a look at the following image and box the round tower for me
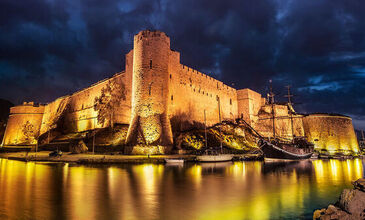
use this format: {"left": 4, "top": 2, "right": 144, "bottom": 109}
{"left": 125, "top": 30, "right": 173, "bottom": 146}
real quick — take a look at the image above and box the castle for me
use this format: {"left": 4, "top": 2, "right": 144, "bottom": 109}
{"left": 1, "top": 30, "right": 360, "bottom": 154}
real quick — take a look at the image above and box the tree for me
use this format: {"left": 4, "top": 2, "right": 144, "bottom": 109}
{"left": 94, "top": 77, "right": 126, "bottom": 129}
{"left": 22, "top": 120, "right": 38, "bottom": 144}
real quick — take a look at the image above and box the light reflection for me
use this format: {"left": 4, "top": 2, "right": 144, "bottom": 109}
{"left": 187, "top": 164, "right": 202, "bottom": 189}
{"left": 0, "top": 158, "right": 363, "bottom": 220}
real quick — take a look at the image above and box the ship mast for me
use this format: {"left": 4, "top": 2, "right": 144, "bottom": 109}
{"left": 204, "top": 109, "right": 208, "bottom": 149}
{"left": 217, "top": 96, "right": 223, "bottom": 152}
{"left": 269, "top": 80, "right": 276, "bottom": 139}
{"left": 285, "top": 85, "right": 295, "bottom": 140}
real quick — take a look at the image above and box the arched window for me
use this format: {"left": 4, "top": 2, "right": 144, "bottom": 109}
{"left": 150, "top": 60, "right": 152, "bottom": 69}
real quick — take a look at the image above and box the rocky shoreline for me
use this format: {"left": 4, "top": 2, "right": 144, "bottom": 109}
{"left": 313, "top": 178, "right": 365, "bottom": 220}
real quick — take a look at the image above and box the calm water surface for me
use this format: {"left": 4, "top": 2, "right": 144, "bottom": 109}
{"left": 0, "top": 158, "right": 364, "bottom": 220}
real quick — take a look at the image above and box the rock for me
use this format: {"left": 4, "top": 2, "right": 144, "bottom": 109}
{"left": 314, "top": 178, "right": 365, "bottom": 220}
{"left": 352, "top": 178, "right": 365, "bottom": 192}
{"left": 313, "top": 208, "right": 326, "bottom": 219}
{"left": 325, "top": 205, "right": 338, "bottom": 215}
{"left": 69, "top": 140, "right": 88, "bottom": 154}
{"left": 338, "top": 188, "right": 365, "bottom": 216}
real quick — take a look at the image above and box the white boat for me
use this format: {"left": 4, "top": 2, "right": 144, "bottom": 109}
{"left": 196, "top": 154, "right": 233, "bottom": 162}
{"left": 164, "top": 158, "right": 185, "bottom": 164}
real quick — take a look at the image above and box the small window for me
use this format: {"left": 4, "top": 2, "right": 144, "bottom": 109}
{"left": 169, "top": 74, "right": 172, "bottom": 79}
{"left": 230, "top": 99, "right": 232, "bottom": 105}
{"left": 171, "top": 95, "right": 173, "bottom": 101}
{"left": 150, "top": 60, "right": 152, "bottom": 69}
{"left": 149, "top": 82, "right": 153, "bottom": 96}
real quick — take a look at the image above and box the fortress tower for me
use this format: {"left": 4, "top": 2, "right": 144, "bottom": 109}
{"left": 125, "top": 30, "right": 173, "bottom": 146}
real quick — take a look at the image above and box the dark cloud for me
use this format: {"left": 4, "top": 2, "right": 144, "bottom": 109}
{"left": 0, "top": 0, "right": 364, "bottom": 129}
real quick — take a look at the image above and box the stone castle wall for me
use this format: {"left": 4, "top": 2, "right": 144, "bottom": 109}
{"left": 2, "top": 103, "right": 44, "bottom": 146}
{"left": 303, "top": 114, "right": 359, "bottom": 153}
{"left": 39, "top": 71, "right": 132, "bottom": 136}
{"left": 168, "top": 52, "right": 238, "bottom": 130}
{"left": 236, "top": 89, "right": 265, "bottom": 124}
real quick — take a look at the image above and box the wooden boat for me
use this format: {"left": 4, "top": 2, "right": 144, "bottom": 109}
{"left": 254, "top": 83, "right": 314, "bottom": 160}
{"left": 196, "top": 154, "right": 233, "bottom": 162}
{"left": 164, "top": 158, "right": 185, "bottom": 164}
{"left": 259, "top": 139, "right": 313, "bottom": 160}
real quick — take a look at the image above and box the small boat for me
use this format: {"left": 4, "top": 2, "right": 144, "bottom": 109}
{"left": 196, "top": 148, "right": 233, "bottom": 162}
{"left": 259, "top": 139, "right": 313, "bottom": 160}
{"left": 196, "top": 108, "right": 233, "bottom": 163}
{"left": 164, "top": 158, "right": 185, "bottom": 164}
{"left": 196, "top": 154, "right": 233, "bottom": 162}
{"left": 49, "top": 150, "right": 63, "bottom": 157}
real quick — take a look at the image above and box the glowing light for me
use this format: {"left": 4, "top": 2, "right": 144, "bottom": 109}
{"left": 188, "top": 164, "right": 202, "bottom": 189}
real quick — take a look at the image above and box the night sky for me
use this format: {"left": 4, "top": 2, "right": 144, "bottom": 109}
{"left": 0, "top": 0, "right": 364, "bottom": 129}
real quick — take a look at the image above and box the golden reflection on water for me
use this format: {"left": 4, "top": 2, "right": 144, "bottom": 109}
{"left": 0, "top": 158, "right": 364, "bottom": 220}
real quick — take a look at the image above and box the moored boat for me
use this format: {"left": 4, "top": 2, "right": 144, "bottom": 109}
{"left": 259, "top": 139, "right": 313, "bottom": 160}
{"left": 164, "top": 158, "right": 185, "bottom": 164}
{"left": 196, "top": 154, "right": 234, "bottom": 162}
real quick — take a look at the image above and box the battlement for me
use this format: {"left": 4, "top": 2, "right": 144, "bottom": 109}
{"left": 10, "top": 102, "right": 45, "bottom": 114}
{"left": 134, "top": 30, "right": 170, "bottom": 44}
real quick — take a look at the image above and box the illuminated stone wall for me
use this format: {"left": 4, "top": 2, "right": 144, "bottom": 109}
{"left": 237, "top": 89, "right": 265, "bottom": 124}
{"left": 168, "top": 59, "right": 238, "bottom": 130}
{"left": 39, "top": 71, "right": 132, "bottom": 136}
{"left": 303, "top": 114, "right": 359, "bottom": 153}
{"left": 2, "top": 103, "right": 44, "bottom": 146}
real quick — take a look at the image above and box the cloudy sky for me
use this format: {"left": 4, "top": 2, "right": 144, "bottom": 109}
{"left": 0, "top": 0, "right": 364, "bottom": 129}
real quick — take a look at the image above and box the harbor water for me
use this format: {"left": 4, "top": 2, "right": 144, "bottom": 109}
{"left": 0, "top": 158, "right": 364, "bottom": 219}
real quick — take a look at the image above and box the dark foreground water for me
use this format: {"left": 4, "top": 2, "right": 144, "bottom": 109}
{"left": 0, "top": 158, "right": 364, "bottom": 220}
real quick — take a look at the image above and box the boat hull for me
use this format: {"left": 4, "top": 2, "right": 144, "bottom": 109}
{"left": 164, "top": 159, "right": 184, "bottom": 164}
{"left": 260, "top": 142, "right": 313, "bottom": 160}
{"left": 196, "top": 155, "right": 233, "bottom": 162}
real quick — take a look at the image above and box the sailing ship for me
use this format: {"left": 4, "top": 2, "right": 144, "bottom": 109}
{"left": 253, "top": 82, "right": 314, "bottom": 160}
